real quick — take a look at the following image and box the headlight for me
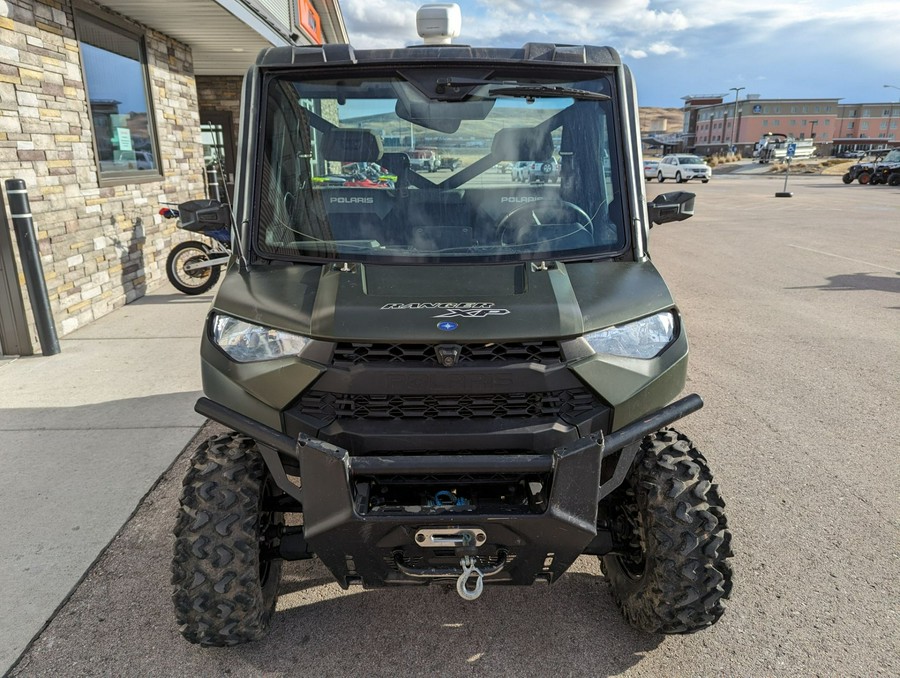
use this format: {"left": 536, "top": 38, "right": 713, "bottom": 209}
{"left": 584, "top": 311, "right": 676, "bottom": 359}
{"left": 211, "top": 314, "right": 311, "bottom": 362}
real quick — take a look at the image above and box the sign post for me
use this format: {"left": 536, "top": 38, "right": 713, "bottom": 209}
{"left": 775, "top": 142, "right": 796, "bottom": 197}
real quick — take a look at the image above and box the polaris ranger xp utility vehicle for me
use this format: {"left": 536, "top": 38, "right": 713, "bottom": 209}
{"left": 171, "top": 4, "right": 733, "bottom": 646}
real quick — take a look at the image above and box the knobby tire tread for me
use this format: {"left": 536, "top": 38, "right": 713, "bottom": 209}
{"left": 602, "top": 428, "right": 734, "bottom": 634}
{"left": 171, "top": 433, "right": 282, "bottom": 646}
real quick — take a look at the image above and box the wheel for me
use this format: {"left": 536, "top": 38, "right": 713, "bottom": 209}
{"left": 888, "top": 173, "right": 900, "bottom": 187}
{"left": 601, "top": 429, "right": 733, "bottom": 634}
{"left": 701, "top": 179, "right": 709, "bottom": 184}
{"left": 172, "top": 433, "right": 284, "bottom": 646}
{"left": 675, "top": 172, "right": 683, "bottom": 183}
{"left": 496, "top": 199, "right": 594, "bottom": 246}
{"left": 842, "top": 173, "right": 853, "bottom": 184}
{"left": 166, "top": 241, "right": 221, "bottom": 295}
{"left": 657, "top": 172, "right": 665, "bottom": 183}
{"left": 858, "top": 172, "right": 871, "bottom": 185}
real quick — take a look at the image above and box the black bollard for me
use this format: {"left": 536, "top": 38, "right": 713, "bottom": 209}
{"left": 5, "top": 179, "right": 60, "bottom": 356}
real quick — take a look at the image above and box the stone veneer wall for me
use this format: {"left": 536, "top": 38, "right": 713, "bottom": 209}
{"left": 0, "top": 0, "right": 205, "bottom": 342}
{"left": 196, "top": 74, "right": 242, "bottom": 147}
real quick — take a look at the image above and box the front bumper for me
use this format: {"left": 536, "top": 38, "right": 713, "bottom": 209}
{"left": 195, "top": 393, "right": 703, "bottom": 589}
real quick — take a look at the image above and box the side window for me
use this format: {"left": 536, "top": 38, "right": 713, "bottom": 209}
{"left": 74, "top": 9, "right": 161, "bottom": 184}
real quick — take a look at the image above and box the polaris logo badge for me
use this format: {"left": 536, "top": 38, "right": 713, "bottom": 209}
{"left": 381, "top": 302, "right": 510, "bottom": 318}
{"left": 500, "top": 196, "right": 544, "bottom": 204}
{"left": 329, "top": 196, "right": 374, "bottom": 204}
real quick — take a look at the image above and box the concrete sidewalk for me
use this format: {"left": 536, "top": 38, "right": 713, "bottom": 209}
{"left": 0, "top": 281, "right": 212, "bottom": 674}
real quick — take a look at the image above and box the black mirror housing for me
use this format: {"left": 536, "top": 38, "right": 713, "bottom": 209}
{"left": 647, "top": 191, "right": 696, "bottom": 226}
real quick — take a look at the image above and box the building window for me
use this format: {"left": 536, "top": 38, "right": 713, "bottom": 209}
{"left": 774, "top": 106, "right": 780, "bottom": 113}
{"left": 802, "top": 106, "right": 808, "bottom": 113}
{"left": 862, "top": 108, "right": 870, "bottom": 117}
{"left": 763, "top": 120, "right": 768, "bottom": 127}
{"left": 848, "top": 122, "right": 854, "bottom": 129}
{"left": 861, "top": 122, "right": 869, "bottom": 130}
{"left": 773, "top": 120, "right": 780, "bottom": 126}
{"left": 790, "top": 119, "right": 796, "bottom": 126}
{"left": 824, "top": 119, "right": 830, "bottom": 125}
{"left": 74, "top": 8, "right": 161, "bottom": 183}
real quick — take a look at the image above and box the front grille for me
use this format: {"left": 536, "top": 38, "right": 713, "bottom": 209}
{"left": 298, "top": 388, "right": 598, "bottom": 422}
{"left": 332, "top": 341, "right": 561, "bottom": 366}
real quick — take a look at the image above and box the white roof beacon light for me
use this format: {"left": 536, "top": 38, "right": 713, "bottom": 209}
{"left": 416, "top": 4, "right": 462, "bottom": 45}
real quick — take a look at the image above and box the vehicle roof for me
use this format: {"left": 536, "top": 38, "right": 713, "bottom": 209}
{"left": 255, "top": 43, "right": 621, "bottom": 68}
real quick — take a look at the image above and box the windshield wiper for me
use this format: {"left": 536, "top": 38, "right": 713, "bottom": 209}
{"left": 488, "top": 85, "right": 610, "bottom": 102}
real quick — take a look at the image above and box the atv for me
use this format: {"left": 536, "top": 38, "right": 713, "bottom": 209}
{"left": 171, "top": 4, "right": 733, "bottom": 647}
{"left": 842, "top": 148, "right": 892, "bottom": 184}
{"left": 865, "top": 149, "right": 900, "bottom": 185}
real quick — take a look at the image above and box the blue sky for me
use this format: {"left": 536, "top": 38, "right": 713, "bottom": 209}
{"left": 340, "top": 0, "right": 900, "bottom": 108}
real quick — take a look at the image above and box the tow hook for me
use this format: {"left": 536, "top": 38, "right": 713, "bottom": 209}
{"left": 456, "top": 556, "right": 484, "bottom": 601}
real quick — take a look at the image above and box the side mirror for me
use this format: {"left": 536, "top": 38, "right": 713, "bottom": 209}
{"left": 177, "top": 199, "right": 230, "bottom": 233}
{"left": 647, "top": 191, "right": 696, "bottom": 226}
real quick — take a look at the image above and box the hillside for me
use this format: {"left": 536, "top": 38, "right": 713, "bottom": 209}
{"left": 639, "top": 107, "right": 683, "bottom": 135}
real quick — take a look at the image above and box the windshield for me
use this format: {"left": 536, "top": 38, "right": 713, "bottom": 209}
{"left": 255, "top": 69, "right": 625, "bottom": 263}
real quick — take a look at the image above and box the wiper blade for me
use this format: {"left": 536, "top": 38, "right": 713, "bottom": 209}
{"left": 488, "top": 85, "right": 610, "bottom": 101}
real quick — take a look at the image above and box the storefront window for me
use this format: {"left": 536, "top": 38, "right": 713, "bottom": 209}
{"left": 75, "top": 10, "right": 160, "bottom": 182}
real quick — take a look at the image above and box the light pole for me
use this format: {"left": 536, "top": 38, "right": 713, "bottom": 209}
{"left": 729, "top": 86, "right": 745, "bottom": 152}
{"left": 885, "top": 85, "right": 900, "bottom": 144}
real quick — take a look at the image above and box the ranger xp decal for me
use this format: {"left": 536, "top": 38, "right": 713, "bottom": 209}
{"left": 381, "top": 302, "right": 510, "bottom": 318}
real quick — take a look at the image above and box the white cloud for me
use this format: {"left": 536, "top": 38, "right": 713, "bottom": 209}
{"left": 647, "top": 42, "right": 683, "bottom": 56}
{"left": 341, "top": 0, "right": 421, "bottom": 48}
{"left": 623, "top": 49, "right": 648, "bottom": 59}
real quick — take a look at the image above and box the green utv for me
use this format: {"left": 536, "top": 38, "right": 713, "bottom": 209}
{"left": 171, "top": 5, "right": 733, "bottom": 646}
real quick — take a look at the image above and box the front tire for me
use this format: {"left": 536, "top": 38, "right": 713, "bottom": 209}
{"left": 858, "top": 172, "right": 871, "bottom": 185}
{"left": 166, "top": 241, "right": 221, "bottom": 295}
{"left": 675, "top": 172, "right": 684, "bottom": 183}
{"left": 172, "top": 433, "right": 284, "bottom": 646}
{"left": 842, "top": 172, "right": 853, "bottom": 184}
{"left": 602, "top": 429, "right": 733, "bottom": 634}
{"left": 657, "top": 172, "right": 665, "bottom": 183}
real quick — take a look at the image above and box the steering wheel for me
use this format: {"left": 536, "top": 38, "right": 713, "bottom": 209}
{"left": 496, "top": 199, "right": 594, "bottom": 247}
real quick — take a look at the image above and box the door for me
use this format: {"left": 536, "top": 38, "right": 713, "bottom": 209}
{"left": 199, "top": 110, "right": 236, "bottom": 201}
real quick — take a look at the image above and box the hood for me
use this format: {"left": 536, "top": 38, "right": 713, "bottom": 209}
{"left": 212, "top": 260, "right": 676, "bottom": 343}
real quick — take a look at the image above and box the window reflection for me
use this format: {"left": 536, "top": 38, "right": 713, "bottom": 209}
{"left": 76, "top": 12, "right": 158, "bottom": 177}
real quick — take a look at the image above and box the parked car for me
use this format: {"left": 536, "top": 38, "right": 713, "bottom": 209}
{"left": 643, "top": 159, "right": 660, "bottom": 179}
{"left": 408, "top": 149, "right": 440, "bottom": 172}
{"left": 657, "top": 154, "right": 711, "bottom": 183}
{"left": 525, "top": 157, "right": 560, "bottom": 183}
{"left": 839, "top": 150, "right": 866, "bottom": 159}
{"left": 510, "top": 160, "right": 530, "bottom": 182}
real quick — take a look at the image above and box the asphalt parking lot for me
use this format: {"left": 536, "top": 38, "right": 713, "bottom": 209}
{"left": 9, "top": 174, "right": 899, "bottom": 677}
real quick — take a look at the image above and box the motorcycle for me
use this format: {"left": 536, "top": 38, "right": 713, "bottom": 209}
{"left": 160, "top": 200, "right": 232, "bottom": 295}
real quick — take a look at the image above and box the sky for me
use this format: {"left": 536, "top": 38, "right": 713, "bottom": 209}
{"left": 339, "top": 0, "right": 900, "bottom": 108}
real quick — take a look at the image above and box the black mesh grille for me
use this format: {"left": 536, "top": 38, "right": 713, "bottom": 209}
{"left": 332, "top": 342, "right": 562, "bottom": 366}
{"left": 298, "top": 388, "right": 598, "bottom": 421}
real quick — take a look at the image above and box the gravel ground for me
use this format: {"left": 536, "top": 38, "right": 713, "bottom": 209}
{"left": 9, "top": 175, "right": 899, "bottom": 678}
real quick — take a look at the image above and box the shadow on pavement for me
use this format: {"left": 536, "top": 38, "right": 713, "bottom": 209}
{"left": 787, "top": 271, "right": 900, "bottom": 295}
